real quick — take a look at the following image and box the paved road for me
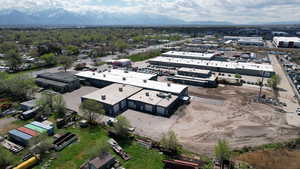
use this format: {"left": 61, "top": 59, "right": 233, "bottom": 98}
{"left": 269, "top": 55, "right": 299, "bottom": 112}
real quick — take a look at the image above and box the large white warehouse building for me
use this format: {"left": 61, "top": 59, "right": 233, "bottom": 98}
{"left": 273, "top": 37, "right": 300, "bottom": 48}
{"left": 148, "top": 57, "right": 274, "bottom": 77}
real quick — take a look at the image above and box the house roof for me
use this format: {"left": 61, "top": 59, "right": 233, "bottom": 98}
{"left": 89, "top": 153, "right": 115, "bottom": 169}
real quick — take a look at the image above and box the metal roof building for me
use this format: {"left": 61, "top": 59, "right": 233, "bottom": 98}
{"left": 148, "top": 57, "right": 274, "bottom": 77}
{"left": 273, "top": 37, "right": 300, "bottom": 48}
{"left": 162, "top": 51, "right": 215, "bottom": 60}
{"left": 128, "top": 89, "right": 179, "bottom": 116}
{"left": 82, "top": 84, "right": 142, "bottom": 116}
{"left": 76, "top": 71, "right": 188, "bottom": 96}
{"left": 36, "top": 72, "right": 80, "bottom": 93}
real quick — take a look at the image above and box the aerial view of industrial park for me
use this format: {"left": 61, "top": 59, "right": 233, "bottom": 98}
{"left": 1, "top": 1, "right": 300, "bottom": 169}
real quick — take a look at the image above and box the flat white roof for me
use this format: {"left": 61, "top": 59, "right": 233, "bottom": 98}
{"left": 104, "top": 69, "right": 156, "bottom": 80}
{"left": 273, "top": 37, "right": 300, "bottom": 43}
{"left": 178, "top": 67, "right": 211, "bottom": 74}
{"left": 162, "top": 51, "right": 215, "bottom": 59}
{"left": 82, "top": 84, "right": 142, "bottom": 105}
{"left": 76, "top": 71, "right": 187, "bottom": 95}
{"left": 224, "top": 36, "right": 263, "bottom": 41}
{"left": 149, "top": 56, "right": 274, "bottom": 72}
{"left": 128, "top": 89, "right": 178, "bottom": 108}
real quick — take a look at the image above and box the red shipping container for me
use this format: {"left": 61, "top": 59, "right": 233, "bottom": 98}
{"left": 17, "top": 127, "right": 39, "bottom": 137}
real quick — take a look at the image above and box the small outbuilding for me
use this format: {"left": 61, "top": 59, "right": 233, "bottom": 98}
{"left": 20, "top": 99, "right": 37, "bottom": 111}
{"left": 87, "top": 153, "right": 116, "bottom": 169}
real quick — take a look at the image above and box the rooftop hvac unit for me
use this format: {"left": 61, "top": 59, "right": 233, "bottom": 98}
{"left": 101, "top": 95, "right": 106, "bottom": 100}
{"left": 143, "top": 79, "right": 147, "bottom": 83}
{"left": 122, "top": 77, "right": 126, "bottom": 81}
{"left": 145, "top": 92, "right": 150, "bottom": 96}
{"left": 119, "top": 87, "right": 123, "bottom": 92}
{"left": 103, "top": 74, "right": 106, "bottom": 77}
{"left": 167, "top": 83, "right": 171, "bottom": 87}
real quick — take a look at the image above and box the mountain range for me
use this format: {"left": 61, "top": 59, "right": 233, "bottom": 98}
{"left": 0, "top": 9, "right": 233, "bottom": 26}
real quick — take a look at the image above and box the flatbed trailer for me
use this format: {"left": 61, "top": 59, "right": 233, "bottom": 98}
{"left": 0, "top": 139, "right": 24, "bottom": 153}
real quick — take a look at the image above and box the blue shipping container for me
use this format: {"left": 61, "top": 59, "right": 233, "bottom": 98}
{"left": 8, "top": 129, "right": 32, "bottom": 145}
{"left": 31, "top": 121, "right": 54, "bottom": 135}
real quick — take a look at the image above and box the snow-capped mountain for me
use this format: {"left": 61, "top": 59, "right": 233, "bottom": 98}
{"left": 0, "top": 9, "right": 233, "bottom": 26}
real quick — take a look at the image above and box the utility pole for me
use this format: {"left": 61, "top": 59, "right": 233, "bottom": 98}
{"left": 258, "top": 71, "right": 265, "bottom": 102}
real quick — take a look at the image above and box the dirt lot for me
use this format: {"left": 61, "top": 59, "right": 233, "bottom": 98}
{"left": 123, "top": 85, "right": 300, "bottom": 155}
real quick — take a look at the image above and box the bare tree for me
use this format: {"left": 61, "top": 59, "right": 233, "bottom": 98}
{"left": 79, "top": 99, "right": 105, "bottom": 124}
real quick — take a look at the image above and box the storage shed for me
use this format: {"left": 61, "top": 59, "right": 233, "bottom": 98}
{"left": 17, "top": 127, "right": 39, "bottom": 137}
{"left": 31, "top": 121, "right": 54, "bottom": 135}
{"left": 87, "top": 153, "right": 116, "bottom": 169}
{"left": 24, "top": 124, "right": 47, "bottom": 134}
{"left": 8, "top": 129, "right": 32, "bottom": 146}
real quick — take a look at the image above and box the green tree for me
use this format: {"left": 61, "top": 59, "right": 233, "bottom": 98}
{"left": 267, "top": 74, "right": 281, "bottom": 89}
{"left": 59, "top": 55, "right": 73, "bottom": 72}
{"left": 37, "top": 91, "right": 53, "bottom": 115}
{"left": 235, "top": 73, "right": 242, "bottom": 79}
{"left": 214, "top": 139, "right": 231, "bottom": 169}
{"left": 4, "top": 74, "right": 36, "bottom": 100}
{"left": 37, "top": 92, "right": 65, "bottom": 118}
{"left": 160, "top": 130, "right": 181, "bottom": 154}
{"left": 40, "top": 53, "right": 56, "bottom": 66}
{"left": 79, "top": 99, "right": 105, "bottom": 124}
{"left": 52, "top": 94, "right": 66, "bottom": 118}
{"left": 6, "top": 49, "right": 22, "bottom": 71}
{"left": 0, "top": 148, "right": 14, "bottom": 168}
{"left": 114, "top": 39, "right": 128, "bottom": 53}
{"left": 0, "top": 42, "right": 17, "bottom": 53}
{"left": 112, "top": 116, "right": 132, "bottom": 139}
{"left": 29, "top": 134, "right": 52, "bottom": 158}
{"left": 66, "top": 45, "right": 79, "bottom": 55}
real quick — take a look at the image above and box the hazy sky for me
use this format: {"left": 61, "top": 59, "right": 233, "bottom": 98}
{"left": 1, "top": 0, "right": 300, "bottom": 23}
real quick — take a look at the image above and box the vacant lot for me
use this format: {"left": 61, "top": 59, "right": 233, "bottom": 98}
{"left": 235, "top": 149, "right": 300, "bottom": 169}
{"left": 123, "top": 85, "right": 300, "bottom": 155}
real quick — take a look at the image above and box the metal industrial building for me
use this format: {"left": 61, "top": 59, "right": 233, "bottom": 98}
{"left": 168, "top": 68, "right": 217, "bottom": 87}
{"left": 148, "top": 57, "right": 274, "bottom": 77}
{"left": 128, "top": 89, "right": 179, "bottom": 116}
{"left": 273, "top": 37, "right": 300, "bottom": 48}
{"left": 162, "top": 51, "right": 215, "bottom": 60}
{"left": 36, "top": 72, "right": 80, "bottom": 93}
{"left": 81, "top": 84, "right": 142, "bottom": 116}
{"left": 76, "top": 70, "right": 188, "bottom": 96}
{"left": 223, "top": 36, "right": 264, "bottom": 46}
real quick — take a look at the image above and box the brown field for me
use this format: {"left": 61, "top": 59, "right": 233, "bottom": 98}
{"left": 235, "top": 149, "right": 300, "bottom": 169}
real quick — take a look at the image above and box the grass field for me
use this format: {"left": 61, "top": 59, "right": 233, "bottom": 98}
{"left": 21, "top": 126, "right": 166, "bottom": 169}
{"left": 36, "top": 126, "right": 165, "bottom": 169}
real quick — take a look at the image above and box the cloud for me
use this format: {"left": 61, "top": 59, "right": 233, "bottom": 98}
{"left": 0, "top": 0, "right": 299, "bottom": 23}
